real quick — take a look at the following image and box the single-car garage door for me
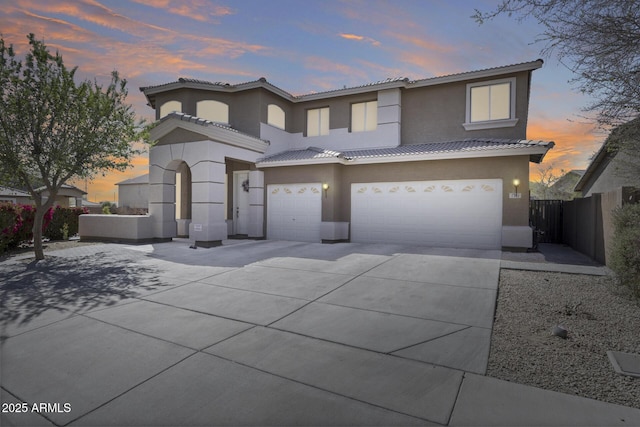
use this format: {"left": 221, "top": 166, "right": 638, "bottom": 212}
{"left": 351, "top": 179, "right": 503, "bottom": 249}
{"left": 267, "top": 183, "right": 322, "bottom": 242}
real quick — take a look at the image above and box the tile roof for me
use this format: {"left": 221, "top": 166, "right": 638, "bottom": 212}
{"left": 159, "top": 112, "right": 269, "bottom": 143}
{"left": 140, "top": 59, "right": 544, "bottom": 106}
{"left": 257, "top": 139, "right": 554, "bottom": 164}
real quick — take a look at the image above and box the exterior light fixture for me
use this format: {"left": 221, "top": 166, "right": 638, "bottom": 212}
{"left": 513, "top": 178, "right": 520, "bottom": 195}
{"left": 322, "top": 183, "right": 329, "bottom": 198}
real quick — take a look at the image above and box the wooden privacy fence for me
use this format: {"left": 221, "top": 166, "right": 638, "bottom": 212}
{"left": 529, "top": 199, "right": 564, "bottom": 243}
{"left": 563, "top": 194, "right": 606, "bottom": 264}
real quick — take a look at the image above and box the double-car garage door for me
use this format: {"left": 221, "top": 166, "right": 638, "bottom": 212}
{"left": 267, "top": 179, "right": 503, "bottom": 249}
{"left": 351, "top": 179, "right": 503, "bottom": 249}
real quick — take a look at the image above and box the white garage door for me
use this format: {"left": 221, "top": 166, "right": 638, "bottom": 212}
{"left": 267, "top": 183, "right": 322, "bottom": 242}
{"left": 351, "top": 179, "right": 503, "bottom": 249}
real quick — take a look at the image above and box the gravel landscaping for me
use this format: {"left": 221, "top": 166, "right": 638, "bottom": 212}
{"left": 489, "top": 268, "right": 640, "bottom": 409}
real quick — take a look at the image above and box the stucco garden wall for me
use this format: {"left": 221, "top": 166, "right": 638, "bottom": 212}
{"left": 79, "top": 214, "right": 155, "bottom": 243}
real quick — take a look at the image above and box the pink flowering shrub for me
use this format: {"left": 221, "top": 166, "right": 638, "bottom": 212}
{"left": 0, "top": 203, "right": 55, "bottom": 253}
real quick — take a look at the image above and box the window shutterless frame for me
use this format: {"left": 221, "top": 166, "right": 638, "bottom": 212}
{"left": 463, "top": 77, "right": 518, "bottom": 130}
{"left": 306, "top": 107, "right": 330, "bottom": 137}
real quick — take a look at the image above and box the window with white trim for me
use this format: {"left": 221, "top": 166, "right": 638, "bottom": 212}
{"left": 307, "top": 107, "right": 329, "bottom": 137}
{"left": 464, "top": 78, "right": 518, "bottom": 130}
{"left": 267, "top": 104, "right": 285, "bottom": 129}
{"left": 197, "top": 100, "right": 229, "bottom": 124}
{"left": 159, "top": 100, "right": 182, "bottom": 118}
{"left": 351, "top": 101, "right": 377, "bottom": 132}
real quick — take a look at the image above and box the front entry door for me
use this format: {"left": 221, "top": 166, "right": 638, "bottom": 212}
{"left": 233, "top": 171, "right": 250, "bottom": 235}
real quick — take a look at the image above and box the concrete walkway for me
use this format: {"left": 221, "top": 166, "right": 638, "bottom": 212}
{"left": 1, "top": 240, "right": 638, "bottom": 426}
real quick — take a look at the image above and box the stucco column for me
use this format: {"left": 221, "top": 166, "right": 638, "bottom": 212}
{"left": 248, "top": 170, "right": 265, "bottom": 238}
{"left": 190, "top": 159, "right": 227, "bottom": 247}
{"left": 148, "top": 163, "right": 177, "bottom": 239}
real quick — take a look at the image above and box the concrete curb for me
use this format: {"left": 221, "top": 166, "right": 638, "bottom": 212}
{"left": 500, "top": 260, "right": 611, "bottom": 276}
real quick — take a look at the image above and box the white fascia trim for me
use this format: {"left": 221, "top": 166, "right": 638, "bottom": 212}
{"left": 151, "top": 118, "right": 269, "bottom": 153}
{"left": 345, "top": 147, "right": 549, "bottom": 164}
{"left": 257, "top": 146, "right": 552, "bottom": 168}
{"left": 408, "top": 60, "right": 543, "bottom": 89}
{"left": 257, "top": 157, "right": 345, "bottom": 168}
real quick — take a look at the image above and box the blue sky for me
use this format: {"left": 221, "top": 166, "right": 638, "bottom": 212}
{"left": 0, "top": 0, "right": 604, "bottom": 202}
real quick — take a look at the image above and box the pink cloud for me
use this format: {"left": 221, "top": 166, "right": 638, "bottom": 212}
{"left": 304, "top": 56, "right": 368, "bottom": 81}
{"left": 385, "top": 31, "right": 454, "bottom": 54}
{"left": 527, "top": 117, "right": 603, "bottom": 180}
{"left": 131, "top": 0, "right": 235, "bottom": 22}
{"left": 339, "top": 32, "right": 381, "bottom": 47}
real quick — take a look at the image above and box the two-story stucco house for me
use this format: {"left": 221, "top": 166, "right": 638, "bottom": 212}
{"left": 137, "top": 59, "right": 553, "bottom": 250}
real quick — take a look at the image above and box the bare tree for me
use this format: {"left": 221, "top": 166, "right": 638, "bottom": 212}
{"left": 605, "top": 117, "right": 640, "bottom": 186}
{"left": 531, "top": 165, "right": 561, "bottom": 199}
{"left": 473, "top": 0, "right": 640, "bottom": 129}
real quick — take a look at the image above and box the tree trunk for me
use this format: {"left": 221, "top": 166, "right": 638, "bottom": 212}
{"left": 32, "top": 199, "right": 55, "bottom": 261}
{"left": 32, "top": 206, "right": 46, "bottom": 260}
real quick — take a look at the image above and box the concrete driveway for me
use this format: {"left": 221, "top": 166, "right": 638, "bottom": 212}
{"left": 2, "top": 240, "right": 639, "bottom": 426}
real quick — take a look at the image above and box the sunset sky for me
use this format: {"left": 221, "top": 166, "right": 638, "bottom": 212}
{"left": 0, "top": 0, "right": 606, "bottom": 203}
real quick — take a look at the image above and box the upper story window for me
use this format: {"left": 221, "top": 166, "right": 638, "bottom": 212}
{"left": 351, "top": 101, "right": 377, "bottom": 132}
{"left": 159, "top": 100, "right": 182, "bottom": 118}
{"left": 197, "top": 100, "right": 229, "bottom": 124}
{"left": 307, "top": 107, "right": 329, "bottom": 137}
{"left": 464, "top": 77, "right": 518, "bottom": 130}
{"left": 267, "top": 104, "right": 285, "bottom": 129}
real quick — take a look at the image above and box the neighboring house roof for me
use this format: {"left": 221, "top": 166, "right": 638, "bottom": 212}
{"left": 257, "top": 139, "right": 554, "bottom": 167}
{"left": 116, "top": 174, "right": 149, "bottom": 186}
{"left": 141, "top": 59, "right": 544, "bottom": 108}
{"left": 33, "top": 184, "right": 87, "bottom": 195}
{"left": 574, "top": 117, "right": 640, "bottom": 193}
{"left": 574, "top": 140, "right": 609, "bottom": 193}
{"left": 0, "top": 186, "right": 31, "bottom": 198}
{"left": 548, "top": 169, "right": 585, "bottom": 199}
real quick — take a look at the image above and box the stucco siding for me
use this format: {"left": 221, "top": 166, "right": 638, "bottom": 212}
{"left": 262, "top": 155, "right": 530, "bottom": 229}
{"left": 401, "top": 71, "right": 530, "bottom": 144}
{"left": 583, "top": 153, "right": 638, "bottom": 197}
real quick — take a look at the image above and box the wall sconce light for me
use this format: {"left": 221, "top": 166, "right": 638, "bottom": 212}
{"left": 513, "top": 178, "right": 520, "bottom": 196}
{"left": 322, "top": 183, "right": 329, "bottom": 198}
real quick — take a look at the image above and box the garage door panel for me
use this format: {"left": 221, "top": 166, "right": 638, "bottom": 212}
{"left": 351, "top": 179, "right": 502, "bottom": 249}
{"left": 267, "top": 183, "right": 322, "bottom": 242}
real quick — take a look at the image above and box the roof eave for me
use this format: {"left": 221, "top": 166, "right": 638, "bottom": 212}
{"left": 408, "top": 59, "right": 544, "bottom": 89}
{"left": 257, "top": 145, "right": 553, "bottom": 168}
{"left": 574, "top": 142, "right": 610, "bottom": 191}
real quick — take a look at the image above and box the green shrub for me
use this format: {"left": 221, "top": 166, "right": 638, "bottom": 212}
{"left": 0, "top": 202, "right": 22, "bottom": 252}
{"left": 610, "top": 203, "right": 640, "bottom": 298}
{"left": 44, "top": 206, "right": 88, "bottom": 240}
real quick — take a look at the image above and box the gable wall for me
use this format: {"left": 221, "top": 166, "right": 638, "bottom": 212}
{"left": 583, "top": 152, "right": 638, "bottom": 197}
{"left": 401, "top": 70, "right": 530, "bottom": 144}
